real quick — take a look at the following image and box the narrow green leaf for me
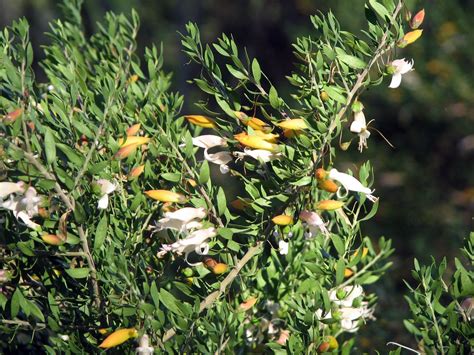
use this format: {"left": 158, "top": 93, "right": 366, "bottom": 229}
{"left": 94, "top": 215, "right": 108, "bottom": 251}
{"left": 252, "top": 58, "right": 262, "bottom": 83}
{"left": 44, "top": 128, "right": 56, "bottom": 166}
{"left": 65, "top": 268, "right": 90, "bottom": 279}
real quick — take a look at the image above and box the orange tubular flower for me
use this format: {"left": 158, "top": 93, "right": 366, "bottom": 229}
{"left": 114, "top": 143, "right": 140, "bottom": 160}
{"left": 184, "top": 115, "right": 216, "bottom": 129}
{"left": 398, "top": 29, "right": 423, "bottom": 47}
{"left": 126, "top": 123, "right": 141, "bottom": 136}
{"left": 316, "top": 200, "right": 344, "bottom": 211}
{"left": 3, "top": 108, "right": 23, "bottom": 124}
{"left": 42, "top": 234, "right": 65, "bottom": 246}
{"left": 98, "top": 328, "right": 138, "bottom": 349}
{"left": 410, "top": 9, "right": 425, "bottom": 29}
{"left": 144, "top": 189, "right": 187, "bottom": 203}
{"left": 277, "top": 118, "right": 308, "bottom": 130}
{"left": 234, "top": 132, "right": 279, "bottom": 152}
{"left": 129, "top": 165, "right": 145, "bottom": 179}
{"left": 272, "top": 214, "right": 294, "bottom": 226}
{"left": 239, "top": 297, "right": 258, "bottom": 311}
{"left": 234, "top": 111, "right": 271, "bottom": 132}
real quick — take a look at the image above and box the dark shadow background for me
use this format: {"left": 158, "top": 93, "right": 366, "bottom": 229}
{"left": 1, "top": 0, "right": 473, "bottom": 351}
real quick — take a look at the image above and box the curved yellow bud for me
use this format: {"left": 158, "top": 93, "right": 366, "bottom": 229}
{"left": 119, "top": 136, "right": 150, "bottom": 148}
{"left": 185, "top": 115, "right": 216, "bottom": 129}
{"left": 272, "top": 214, "right": 294, "bottom": 226}
{"left": 234, "top": 111, "right": 271, "bottom": 131}
{"left": 144, "top": 189, "right": 187, "bottom": 203}
{"left": 42, "top": 234, "right": 65, "bottom": 246}
{"left": 98, "top": 328, "right": 138, "bottom": 348}
{"left": 315, "top": 200, "right": 344, "bottom": 211}
{"left": 126, "top": 123, "right": 141, "bottom": 136}
{"left": 234, "top": 132, "right": 279, "bottom": 152}
{"left": 398, "top": 29, "right": 423, "bottom": 47}
{"left": 114, "top": 143, "right": 140, "bottom": 160}
{"left": 239, "top": 296, "right": 258, "bottom": 311}
{"left": 129, "top": 165, "right": 145, "bottom": 179}
{"left": 277, "top": 118, "right": 308, "bottom": 130}
{"left": 254, "top": 130, "right": 279, "bottom": 143}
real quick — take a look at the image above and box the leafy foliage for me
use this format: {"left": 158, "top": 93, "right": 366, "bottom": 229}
{"left": 400, "top": 233, "right": 473, "bottom": 354}
{"left": 0, "top": 0, "right": 422, "bottom": 352}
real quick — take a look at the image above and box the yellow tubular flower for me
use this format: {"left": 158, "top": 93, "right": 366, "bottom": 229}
{"left": 277, "top": 118, "right": 308, "bottom": 130}
{"left": 184, "top": 115, "right": 216, "bottom": 129}
{"left": 272, "top": 214, "right": 294, "bottom": 226}
{"left": 114, "top": 143, "right": 140, "bottom": 160}
{"left": 119, "top": 136, "right": 150, "bottom": 148}
{"left": 316, "top": 200, "right": 344, "bottom": 211}
{"left": 98, "top": 328, "right": 138, "bottom": 349}
{"left": 234, "top": 111, "right": 271, "bottom": 131}
{"left": 144, "top": 189, "right": 187, "bottom": 203}
{"left": 234, "top": 132, "right": 279, "bottom": 152}
{"left": 254, "top": 130, "right": 279, "bottom": 143}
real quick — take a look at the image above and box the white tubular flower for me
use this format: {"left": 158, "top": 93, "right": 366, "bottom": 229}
{"left": 157, "top": 207, "right": 206, "bottom": 232}
{"left": 350, "top": 110, "right": 371, "bottom": 152}
{"left": 241, "top": 148, "right": 281, "bottom": 163}
{"left": 96, "top": 179, "right": 117, "bottom": 209}
{"left": 136, "top": 334, "right": 154, "bottom": 355}
{"left": 193, "top": 135, "right": 232, "bottom": 174}
{"left": 278, "top": 240, "right": 289, "bottom": 255}
{"left": 192, "top": 135, "right": 227, "bottom": 149}
{"left": 299, "top": 210, "right": 330, "bottom": 237}
{"left": 328, "top": 169, "right": 378, "bottom": 202}
{"left": 159, "top": 227, "right": 216, "bottom": 265}
{"left": 0, "top": 183, "right": 41, "bottom": 229}
{"left": 388, "top": 58, "right": 414, "bottom": 89}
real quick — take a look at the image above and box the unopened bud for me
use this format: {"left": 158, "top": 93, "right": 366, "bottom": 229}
{"left": 315, "top": 200, "right": 344, "bottom": 211}
{"left": 351, "top": 101, "right": 364, "bottom": 113}
{"left": 318, "top": 179, "right": 339, "bottom": 193}
{"left": 315, "top": 168, "right": 327, "bottom": 181}
{"left": 410, "top": 9, "right": 425, "bottom": 29}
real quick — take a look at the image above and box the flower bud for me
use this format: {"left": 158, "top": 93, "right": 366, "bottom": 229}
{"left": 317, "top": 341, "right": 330, "bottom": 353}
{"left": 410, "top": 9, "right": 425, "bottom": 29}
{"left": 114, "top": 143, "right": 139, "bottom": 160}
{"left": 128, "top": 74, "right": 139, "bottom": 83}
{"left": 272, "top": 214, "right": 294, "bottom": 226}
{"left": 234, "top": 132, "right": 279, "bottom": 152}
{"left": 344, "top": 268, "right": 354, "bottom": 278}
{"left": 126, "top": 123, "right": 141, "bottom": 136}
{"left": 128, "top": 165, "right": 145, "bottom": 179}
{"left": 351, "top": 101, "right": 364, "bottom": 113}
{"left": 182, "top": 267, "right": 194, "bottom": 277}
{"left": 327, "top": 336, "right": 339, "bottom": 350}
{"left": 397, "top": 29, "right": 423, "bottom": 48}
{"left": 239, "top": 296, "right": 257, "bottom": 311}
{"left": 185, "top": 115, "right": 216, "bottom": 129}
{"left": 277, "top": 118, "right": 308, "bottom": 130}
{"left": 336, "top": 288, "right": 347, "bottom": 300}
{"left": 144, "top": 190, "right": 187, "bottom": 203}
{"left": 230, "top": 198, "right": 251, "bottom": 210}
{"left": 315, "top": 168, "right": 327, "bottom": 181}
{"left": 318, "top": 179, "right": 339, "bottom": 193}
{"left": 3, "top": 108, "right": 23, "bottom": 124}
{"left": 203, "top": 257, "right": 218, "bottom": 269}
{"left": 315, "top": 200, "right": 344, "bottom": 211}
{"left": 212, "top": 263, "right": 228, "bottom": 275}
{"left": 320, "top": 91, "right": 329, "bottom": 102}
{"left": 98, "top": 328, "right": 138, "bottom": 348}
{"left": 118, "top": 136, "right": 150, "bottom": 148}
{"left": 42, "top": 234, "right": 65, "bottom": 246}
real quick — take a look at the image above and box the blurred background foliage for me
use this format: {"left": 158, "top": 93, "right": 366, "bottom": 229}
{"left": 1, "top": 0, "right": 473, "bottom": 350}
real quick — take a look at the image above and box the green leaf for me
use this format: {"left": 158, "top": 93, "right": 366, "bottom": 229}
{"left": 199, "top": 160, "right": 210, "bottom": 184}
{"left": 66, "top": 268, "right": 90, "bottom": 279}
{"left": 216, "top": 187, "right": 227, "bottom": 215}
{"left": 291, "top": 176, "right": 312, "bottom": 186}
{"left": 44, "top": 128, "right": 56, "bottom": 166}
{"left": 162, "top": 173, "right": 181, "bottom": 182}
{"left": 252, "top": 58, "right": 262, "bottom": 83}
{"left": 369, "top": 0, "right": 390, "bottom": 19}
{"left": 335, "top": 259, "right": 345, "bottom": 284}
{"left": 11, "top": 288, "right": 22, "bottom": 318}
{"left": 337, "top": 54, "right": 366, "bottom": 69}
{"left": 94, "top": 215, "right": 108, "bottom": 251}
{"left": 269, "top": 86, "right": 279, "bottom": 109}
{"left": 159, "top": 288, "right": 183, "bottom": 315}
{"left": 28, "top": 300, "right": 45, "bottom": 322}
{"left": 332, "top": 234, "right": 345, "bottom": 256}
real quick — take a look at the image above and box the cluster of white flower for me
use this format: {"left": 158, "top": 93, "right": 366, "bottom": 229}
{"left": 0, "top": 182, "right": 42, "bottom": 229}
{"left": 317, "top": 285, "right": 374, "bottom": 333}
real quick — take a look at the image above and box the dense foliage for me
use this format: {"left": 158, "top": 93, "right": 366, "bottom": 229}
{"left": 2, "top": 0, "right": 470, "bottom": 353}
